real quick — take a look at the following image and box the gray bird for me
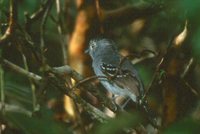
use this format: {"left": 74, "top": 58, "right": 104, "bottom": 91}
{"left": 85, "top": 38, "right": 144, "bottom": 105}
{"left": 86, "top": 38, "right": 158, "bottom": 127}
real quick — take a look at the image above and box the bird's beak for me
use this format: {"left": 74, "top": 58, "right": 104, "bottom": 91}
{"left": 85, "top": 48, "right": 89, "bottom": 54}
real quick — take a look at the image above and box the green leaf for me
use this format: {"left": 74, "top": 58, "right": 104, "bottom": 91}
{"left": 136, "top": 65, "right": 153, "bottom": 87}
{"left": 92, "top": 112, "right": 143, "bottom": 134}
{"left": 4, "top": 108, "right": 72, "bottom": 134}
{"left": 192, "top": 28, "right": 200, "bottom": 60}
{"left": 164, "top": 118, "right": 200, "bottom": 134}
{"left": 4, "top": 72, "right": 33, "bottom": 109}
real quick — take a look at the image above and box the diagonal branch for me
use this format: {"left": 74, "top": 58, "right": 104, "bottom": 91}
{"left": 0, "top": 58, "right": 110, "bottom": 122}
{"left": 1, "top": 59, "right": 42, "bottom": 82}
{"left": 0, "top": 0, "right": 17, "bottom": 45}
{"left": 52, "top": 66, "right": 117, "bottom": 112}
{"left": 0, "top": 102, "right": 32, "bottom": 116}
{"left": 25, "top": 0, "right": 54, "bottom": 32}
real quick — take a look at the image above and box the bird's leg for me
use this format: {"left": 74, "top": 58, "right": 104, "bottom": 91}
{"left": 120, "top": 98, "right": 131, "bottom": 109}
{"left": 111, "top": 94, "right": 119, "bottom": 111}
{"left": 111, "top": 94, "right": 127, "bottom": 111}
{"left": 112, "top": 95, "right": 131, "bottom": 111}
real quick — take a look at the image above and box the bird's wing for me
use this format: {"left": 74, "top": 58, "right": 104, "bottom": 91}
{"left": 100, "top": 62, "right": 141, "bottom": 97}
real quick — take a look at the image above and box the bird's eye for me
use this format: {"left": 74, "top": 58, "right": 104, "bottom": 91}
{"left": 90, "top": 43, "right": 95, "bottom": 49}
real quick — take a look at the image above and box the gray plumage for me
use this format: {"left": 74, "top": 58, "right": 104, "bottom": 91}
{"left": 86, "top": 38, "right": 144, "bottom": 103}
{"left": 86, "top": 39, "right": 158, "bottom": 127}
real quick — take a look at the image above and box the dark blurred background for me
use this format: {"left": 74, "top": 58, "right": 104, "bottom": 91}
{"left": 0, "top": 0, "right": 200, "bottom": 134}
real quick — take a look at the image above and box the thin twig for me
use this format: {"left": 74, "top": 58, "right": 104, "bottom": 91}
{"left": 24, "top": 0, "right": 54, "bottom": 66}
{"left": 25, "top": 0, "right": 53, "bottom": 31}
{"left": 39, "top": 0, "right": 54, "bottom": 67}
{"left": 0, "top": 58, "right": 42, "bottom": 82}
{"left": 183, "top": 80, "right": 200, "bottom": 98}
{"left": 0, "top": 0, "right": 17, "bottom": 45}
{"left": 68, "top": 91, "right": 109, "bottom": 123}
{"left": 0, "top": 102, "right": 32, "bottom": 116}
{"left": 0, "top": 59, "right": 110, "bottom": 122}
{"left": 142, "top": 57, "right": 164, "bottom": 101}
{"left": 21, "top": 53, "right": 38, "bottom": 111}
{"left": 132, "top": 50, "right": 158, "bottom": 64}
{"left": 47, "top": 74, "right": 110, "bottom": 123}
{"left": 0, "top": 50, "right": 5, "bottom": 113}
{"left": 55, "top": 0, "right": 86, "bottom": 127}
{"left": 181, "top": 57, "right": 194, "bottom": 78}
{"left": 52, "top": 66, "right": 117, "bottom": 112}
{"left": 72, "top": 75, "right": 107, "bottom": 89}
{"left": 55, "top": 0, "right": 68, "bottom": 64}
{"left": 55, "top": 0, "right": 62, "bottom": 34}
{"left": 141, "top": 33, "right": 177, "bottom": 101}
{"left": 180, "top": 57, "right": 200, "bottom": 97}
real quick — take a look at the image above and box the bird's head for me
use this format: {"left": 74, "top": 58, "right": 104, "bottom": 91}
{"left": 85, "top": 38, "right": 117, "bottom": 60}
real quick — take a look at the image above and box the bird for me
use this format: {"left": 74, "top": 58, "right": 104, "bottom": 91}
{"left": 85, "top": 38, "right": 145, "bottom": 106}
{"left": 85, "top": 37, "right": 158, "bottom": 126}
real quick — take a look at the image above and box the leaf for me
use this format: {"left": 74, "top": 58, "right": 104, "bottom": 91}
{"left": 92, "top": 112, "right": 143, "bottom": 134}
{"left": 4, "top": 108, "right": 72, "bottom": 134}
{"left": 164, "top": 118, "right": 200, "bottom": 134}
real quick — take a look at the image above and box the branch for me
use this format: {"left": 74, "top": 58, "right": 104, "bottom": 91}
{"left": 0, "top": 54, "right": 5, "bottom": 113}
{"left": 0, "top": 0, "right": 17, "bottom": 45}
{"left": 45, "top": 73, "right": 110, "bottom": 123}
{"left": 0, "top": 59, "right": 110, "bottom": 122}
{"left": 39, "top": 0, "right": 54, "bottom": 65}
{"left": 0, "top": 103, "right": 32, "bottom": 116}
{"left": 0, "top": 59, "right": 42, "bottom": 82}
{"left": 181, "top": 57, "right": 200, "bottom": 97}
{"left": 72, "top": 75, "right": 107, "bottom": 89}
{"left": 25, "top": 0, "right": 54, "bottom": 32}
{"left": 52, "top": 66, "right": 117, "bottom": 112}
{"left": 25, "top": 0, "right": 54, "bottom": 67}
{"left": 68, "top": 90, "right": 110, "bottom": 123}
{"left": 55, "top": 0, "right": 68, "bottom": 64}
